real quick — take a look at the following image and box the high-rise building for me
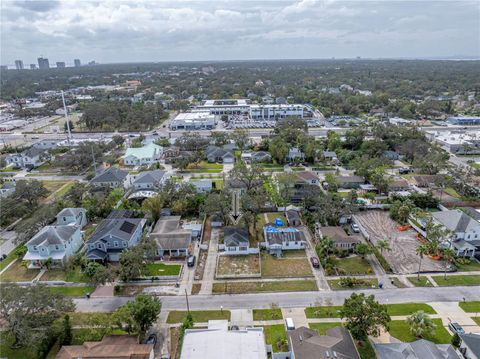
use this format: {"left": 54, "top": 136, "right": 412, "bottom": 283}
{"left": 15, "top": 60, "right": 24, "bottom": 70}
{"left": 74, "top": 59, "right": 81, "bottom": 67}
{"left": 30, "top": 64, "right": 37, "bottom": 70}
{"left": 56, "top": 62, "right": 66, "bottom": 68}
{"left": 37, "top": 57, "right": 50, "bottom": 69}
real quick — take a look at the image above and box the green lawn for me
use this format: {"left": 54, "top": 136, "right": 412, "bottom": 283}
{"left": 0, "top": 260, "right": 39, "bottom": 282}
{"left": 331, "top": 256, "right": 373, "bottom": 276}
{"left": 0, "top": 250, "right": 18, "bottom": 271}
{"left": 146, "top": 263, "right": 181, "bottom": 276}
{"left": 443, "top": 187, "right": 461, "bottom": 198}
{"left": 473, "top": 317, "right": 480, "bottom": 325}
{"left": 407, "top": 276, "right": 433, "bottom": 287}
{"left": 167, "top": 310, "right": 231, "bottom": 324}
{"left": 0, "top": 331, "right": 38, "bottom": 359}
{"left": 253, "top": 309, "right": 282, "bottom": 321}
{"left": 265, "top": 212, "right": 287, "bottom": 224}
{"left": 328, "top": 278, "right": 378, "bottom": 290}
{"left": 212, "top": 280, "right": 318, "bottom": 294}
{"left": 262, "top": 325, "right": 288, "bottom": 352}
{"left": 356, "top": 339, "right": 376, "bottom": 359}
{"left": 459, "top": 301, "right": 480, "bottom": 313}
{"left": 61, "top": 312, "right": 112, "bottom": 326}
{"left": 431, "top": 275, "right": 480, "bottom": 286}
{"left": 309, "top": 322, "right": 342, "bottom": 334}
{"left": 456, "top": 260, "right": 480, "bottom": 272}
{"left": 49, "top": 286, "right": 95, "bottom": 296}
{"left": 388, "top": 319, "right": 451, "bottom": 344}
{"left": 390, "top": 277, "right": 407, "bottom": 288}
{"left": 40, "top": 267, "right": 90, "bottom": 282}
{"left": 386, "top": 303, "right": 436, "bottom": 316}
{"left": 305, "top": 306, "right": 343, "bottom": 318}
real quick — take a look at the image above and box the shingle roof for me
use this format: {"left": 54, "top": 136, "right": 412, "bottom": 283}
{"left": 132, "top": 170, "right": 165, "bottom": 185}
{"left": 88, "top": 218, "right": 144, "bottom": 244}
{"left": 335, "top": 175, "right": 364, "bottom": 183}
{"left": 90, "top": 168, "right": 128, "bottom": 183}
{"left": 150, "top": 216, "right": 191, "bottom": 250}
{"left": 460, "top": 207, "right": 480, "bottom": 222}
{"left": 57, "top": 208, "right": 85, "bottom": 218}
{"left": 123, "top": 142, "right": 162, "bottom": 159}
{"left": 320, "top": 227, "right": 361, "bottom": 244}
{"left": 224, "top": 227, "right": 249, "bottom": 247}
{"left": 27, "top": 225, "right": 79, "bottom": 246}
{"left": 264, "top": 230, "right": 306, "bottom": 245}
{"left": 459, "top": 333, "right": 480, "bottom": 356}
{"left": 296, "top": 171, "right": 319, "bottom": 182}
{"left": 432, "top": 209, "right": 479, "bottom": 233}
{"left": 374, "top": 339, "right": 459, "bottom": 359}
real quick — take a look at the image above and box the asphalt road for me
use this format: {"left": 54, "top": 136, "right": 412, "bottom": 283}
{"left": 74, "top": 286, "right": 480, "bottom": 312}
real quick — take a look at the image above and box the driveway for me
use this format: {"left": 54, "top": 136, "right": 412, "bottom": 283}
{"left": 299, "top": 225, "right": 329, "bottom": 290}
{"left": 198, "top": 227, "right": 219, "bottom": 294}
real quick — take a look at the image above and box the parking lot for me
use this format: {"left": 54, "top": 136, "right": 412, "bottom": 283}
{"left": 354, "top": 211, "right": 445, "bottom": 274}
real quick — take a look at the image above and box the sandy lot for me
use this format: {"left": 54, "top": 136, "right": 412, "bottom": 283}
{"left": 354, "top": 211, "right": 445, "bottom": 274}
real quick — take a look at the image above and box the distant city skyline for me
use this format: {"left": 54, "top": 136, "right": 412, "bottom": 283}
{"left": 1, "top": 0, "right": 479, "bottom": 65}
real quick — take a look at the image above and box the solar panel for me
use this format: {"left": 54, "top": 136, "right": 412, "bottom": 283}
{"left": 119, "top": 221, "right": 135, "bottom": 234}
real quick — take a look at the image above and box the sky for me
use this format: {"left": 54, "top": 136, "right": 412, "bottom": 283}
{"left": 1, "top": 0, "right": 479, "bottom": 66}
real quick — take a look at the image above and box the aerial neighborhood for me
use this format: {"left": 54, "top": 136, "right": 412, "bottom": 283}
{"left": 1, "top": 26, "right": 480, "bottom": 359}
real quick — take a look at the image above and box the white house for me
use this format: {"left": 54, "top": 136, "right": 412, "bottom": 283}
{"left": 131, "top": 170, "right": 166, "bottom": 190}
{"left": 90, "top": 168, "right": 131, "bottom": 189}
{"left": 264, "top": 227, "right": 307, "bottom": 257}
{"left": 123, "top": 142, "right": 163, "bottom": 166}
{"left": 286, "top": 147, "right": 305, "bottom": 162}
{"left": 23, "top": 225, "right": 82, "bottom": 268}
{"left": 431, "top": 209, "right": 480, "bottom": 257}
{"left": 56, "top": 208, "right": 88, "bottom": 228}
{"left": 190, "top": 179, "right": 213, "bottom": 192}
{"left": 0, "top": 182, "right": 16, "bottom": 198}
{"left": 224, "top": 226, "right": 252, "bottom": 255}
{"left": 6, "top": 147, "right": 47, "bottom": 169}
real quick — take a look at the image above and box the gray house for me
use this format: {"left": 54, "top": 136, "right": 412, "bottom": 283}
{"left": 0, "top": 182, "right": 16, "bottom": 198}
{"left": 90, "top": 168, "right": 131, "bottom": 189}
{"left": 458, "top": 333, "right": 480, "bottom": 359}
{"left": 374, "top": 339, "right": 460, "bottom": 359}
{"left": 149, "top": 216, "right": 192, "bottom": 257}
{"left": 6, "top": 147, "right": 47, "bottom": 169}
{"left": 286, "top": 147, "right": 305, "bottom": 161}
{"left": 56, "top": 208, "right": 87, "bottom": 228}
{"left": 131, "top": 170, "right": 166, "bottom": 191}
{"left": 205, "top": 146, "right": 235, "bottom": 164}
{"left": 224, "top": 226, "right": 250, "bottom": 255}
{"left": 286, "top": 209, "right": 301, "bottom": 227}
{"left": 335, "top": 175, "right": 365, "bottom": 189}
{"left": 86, "top": 217, "right": 146, "bottom": 262}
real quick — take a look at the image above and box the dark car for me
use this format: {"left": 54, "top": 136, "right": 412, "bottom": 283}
{"left": 145, "top": 333, "right": 157, "bottom": 346}
{"left": 310, "top": 257, "right": 320, "bottom": 268}
{"left": 187, "top": 255, "right": 196, "bottom": 267}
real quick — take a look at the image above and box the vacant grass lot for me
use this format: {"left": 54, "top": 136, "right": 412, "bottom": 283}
{"left": 184, "top": 161, "right": 223, "bottom": 173}
{"left": 146, "top": 263, "right": 181, "bottom": 276}
{"left": 389, "top": 319, "right": 451, "bottom": 344}
{"left": 305, "top": 306, "right": 343, "bottom": 318}
{"left": 41, "top": 180, "right": 71, "bottom": 194}
{"left": 309, "top": 322, "right": 343, "bottom": 334}
{"left": 386, "top": 303, "right": 436, "bottom": 316}
{"left": 407, "top": 276, "right": 433, "bottom": 287}
{"left": 328, "top": 278, "right": 378, "bottom": 290}
{"left": 167, "top": 310, "right": 231, "bottom": 324}
{"left": 216, "top": 255, "right": 260, "bottom": 277}
{"left": 261, "top": 253, "right": 313, "bottom": 278}
{"left": 212, "top": 280, "right": 318, "bottom": 294}
{"left": 431, "top": 275, "right": 480, "bottom": 286}
{"left": 114, "top": 285, "right": 157, "bottom": 296}
{"left": 456, "top": 260, "right": 480, "bottom": 272}
{"left": 253, "top": 309, "right": 282, "bottom": 321}
{"left": 49, "top": 286, "right": 95, "bottom": 296}
{"left": 330, "top": 256, "right": 373, "bottom": 276}
{"left": 262, "top": 325, "right": 288, "bottom": 352}
{"left": 40, "top": 267, "right": 90, "bottom": 282}
{"left": 0, "top": 261, "right": 39, "bottom": 282}
{"left": 459, "top": 301, "right": 480, "bottom": 313}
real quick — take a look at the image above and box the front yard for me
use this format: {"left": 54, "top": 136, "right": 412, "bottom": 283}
{"left": 40, "top": 267, "right": 89, "bottom": 282}
{"left": 261, "top": 252, "right": 313, "bottom": 278}
{"left": 262, "top": 325, "right": 288, "bottom": 352}
{"left": 309, "top": 322, "right": 342, "bottom": 334}
{"left": 184, "top": 161, "right": 223, "bottom": 173}
{"left": 212, "top": 280, "right": 318, "bottom": 294}
{"left": 0, "top": 261, "right": 39, "bottom": 282}
{"left": 166, "top": 310, "right": 231, "bottom": 324}
{"left": 146, "top": 263, "right": 181, "bottom": 276}
{"left": 407, "top": 276, "right": 434, "bottom": 287}
{"left": 326, "top": 256, "right": 374, "bottom": 276}
{"left": 253, "top": 308, "right": 282, "bottom": 321}
{"left": 388, "top": 319, "right": 451, "bottom": 344}
{"left": 328, "top": 277, "right": 378, "bottom": 290}
{"left": 459, "top": 301, "right": 480, "bottom": 313}
{"left": 305, "top": 306, "right": 343, "bottom": 318}
{"left": 386, "top": 303, "right": 436, "bottom": 316}
{"left": 49, "top": 286, "right": 95, "bottom": 296}
{"left": 216, "top": 255, "right": 260, "bottom": 277}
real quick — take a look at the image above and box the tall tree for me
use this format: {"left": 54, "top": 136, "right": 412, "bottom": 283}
{"left": 13, "top": 180, "right": 48, "bottom": 206}
{"left": 230, "top": 128, "right": 250, "bottom": 151}
{"left": 124, "top": 294, "right": 161, "bottom": 336}
{"left": 118, "top": 241, "right": 157, "bottom": 282}
{"left": 416, "top": 244, "right": 429, "bottom": 280}
{"left": 142, "top": 194, "right": 165, "bottom": 222}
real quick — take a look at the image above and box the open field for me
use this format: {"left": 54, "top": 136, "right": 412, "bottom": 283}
{"left": 388, "top": 319, "right": 451, "bottom": 344}
{"left": 354, "top": 211, "right": 444, "bottom": 274}
{"left": 212, "top": 280, "right": 318, "bottom": 294}
{"left": 330, "top": 256, "right": 373, "bottom": 276}
{"left": 216, "top": 255, "right": 260, "bottom": 277}
{"left": 261, "top": 252, "right": 313, "bottom": 278}
{"left": 167, "top": 310, "right": 231, "bottom": 324}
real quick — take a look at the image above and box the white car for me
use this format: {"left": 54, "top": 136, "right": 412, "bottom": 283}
{"left": 351, "top": 223, "right": 360, "bottom": 233}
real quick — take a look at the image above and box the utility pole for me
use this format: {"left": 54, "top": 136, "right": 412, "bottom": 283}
{"left": 185, "top": 289, "right": 190, "bottom": 314}
{"left": 61, "top": 90, "right": 72, "bottom": 146}
{"left": 91, "top": 145, "right": 97, "bottom": 175}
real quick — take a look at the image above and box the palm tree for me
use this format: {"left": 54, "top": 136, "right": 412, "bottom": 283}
{"left": 441, "top": 248, "right": 456, "bottom": 280}
{"left": 407, "top": 311, "right": 437, "bottom": 338}
{"left": 416, "top": 244, "right": 429, "bottom": 280}
{"left": 376, "top": 240, "right": 391, "bottom": 255}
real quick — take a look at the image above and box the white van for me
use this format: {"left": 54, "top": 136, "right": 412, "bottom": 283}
{"left": 285, "top": 318, "right": 295, "bottom": 331}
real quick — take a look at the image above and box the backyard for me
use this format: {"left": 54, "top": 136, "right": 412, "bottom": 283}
{"left": 216, "top": 255, "right": 260, "bottom": 277}
{"left": 261, "top": 252, "right": 313, "bottom": 278}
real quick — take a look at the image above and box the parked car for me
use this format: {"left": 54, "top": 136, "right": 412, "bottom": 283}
{"left": 145, "top": 333, "right": 157, "bottom": 346}
{"left": 285, "top": 318, "right": 295, "bottom": 331}
{"left": 310, "top": 257, "right": 320, "bottom": 268}
{"left": 448, "top": 322, "right": 465, "bottom": 334}
{"left": 187, "top": 255, "right": 196, "bottom": 267}
{"left": 351, "top": 223, "right": 360, "bottom": 233}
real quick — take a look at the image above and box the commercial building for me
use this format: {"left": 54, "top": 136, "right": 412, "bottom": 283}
{"left": 170, "top": 111, "right": 216, "bottom": 130}
{"left": 426, "top": 130, "right": 480, "bottom": 155}
{"left": 37, "top": 57, "right": 50, "bottom": 69}
{"left": 250, "top": 104, "right": 304, "bottom": 120}
{"left": 56, "top": 62, "right": 66, "bottom": 68}
{"left": 15, "top": 60, "right": 24, "bottom": 70}
{"left": 448, "top": 116, "right": 480, "bottom": 125}
{"left": 74, "top": 59, "right": 81, "bottom": 67}
{"left": 194, "top": 99, "right": 250, "bottom": 116}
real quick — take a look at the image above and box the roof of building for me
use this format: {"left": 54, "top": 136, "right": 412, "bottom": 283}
{"left": 412, "top": 175, "right": 441, "bottom": 187}
{"left": 389, "top": 179, "right": 410, "bottom": 189}
{"left": 150, "top": 216, "right": 191, "bottom": 250}
{"left": 264, "top": 228, "right": 306, "bottom": 245}
{"left": 132, "top": 170, "right": 165, "bottom": 185}
{"left": 460, "top": 207, "right": 480, "bottom": 222}
{"left": 432, "top": 209, "right": 479, "bottom": 233}
{"left": 323, "top": 151, "right": 337, "bottom": 157}
{"left": 224, "top": 226, "right": 249, "bottom": 247}
{"left": 23, "top": 146, "right": 45, "bottom": 158}
{"left": 181, "top": 320, "right": 267, "bottom": 359}
{"left": 124, "top": 142, "right": 162, "bottom": 159}
{"left": 56, "top": 208, "right": 85, "bottom": 218}
{"left": 374, "top": 339, "right": 459, "bottom": 359}
{"left": 88, "top": 218, "right": 144, "bottom": 244}
{"left": 27, "top": 225, "right": 79, "bottom": 247}
{"left": 288, "top": 326, "right": 360, "bottom": 359}
{"left": 56, "top": 335, "right": 153, "bottom": 359}
{"left": 319, "top": 227, "right": 361, "bottom": 244}
{"left": 335, "top": 175, "right": 364, "bottom": 183}
{"left": 286, "top": 209, "right": 301, "bottom": 222}
{"left": 90, "top": 168, "right": 129, "bottom": 184}
{"left": 296, "top": 171, "right": 319, "bottom": 182}
{"left": 1, "top": 182, "right": 16, "bottom": 190}
{"left": 459, "top": 333, "right": 480, "bottom": 355}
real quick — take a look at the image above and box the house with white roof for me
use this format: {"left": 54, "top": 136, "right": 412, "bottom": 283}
{"left": 123, "top": 142, "right": 163, "bottom": 166}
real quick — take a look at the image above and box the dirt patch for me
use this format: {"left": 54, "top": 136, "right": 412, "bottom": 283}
{"left": 354, "top": 211, "right": 444, "bottom": 274}
{"left": 194, "top": 250, "right": 208, "bottom": 280}
{"left": 216, "top": 254, "right": 261, "bottom": 277}
{"left": 261, "top": 252, "right": 313, "bottom": 278}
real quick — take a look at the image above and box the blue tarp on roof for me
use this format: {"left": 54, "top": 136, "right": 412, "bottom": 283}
{"left": 274, "top": 218, "right": 284, "bottom": 226}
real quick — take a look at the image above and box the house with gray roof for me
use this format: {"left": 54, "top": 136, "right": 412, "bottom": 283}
{"left": 224, "top": 226, "right": 251, "bottom": 255}
{"left": 205, "top": 145, "right": 235, "bottom": 164}
{"left": 323, "top": 150, "right": 338, "bottom": 164}
{"left": 190, "top": 179, "right": 213, "bottom": 192}
{"left": 459, "top": 333, "right": 480, "bottom": 359}
{"left": 317, "top": 226, "right": 360, "bottom": 251}
{"left": 86, "top": 217, "right": 146, "bottom": 262}
{"left": 0, "top": 181, "right": 16, "bottom": 198}
{"left": 432, "top": 209, "right": 480, "bottom": 257}
{"left": 90, "top": 168, "right": 131, "bottom": 189}
{"left": 286, "top": 209, "right": 301, "bottom": 227}
{"left": 287, "top": 326, "right": 360, "bottom": 359}
{"left": 286, "top": 147, "right": 305, "bottom": 161}
{"left": 374, "top": 339, "right": 460, "bottom": 359}
{"left": 335, "top": 175, "right": 365, "bottom": 189}
{"left": 6, "top": 147, "right": 48, "bottom": 169}
{"left": 56, "top": 208, "right": 87, "bottom": 228}
{"left": 149, "top": 216, "right": 192, "bottom": 258}
{"left": 264, "top": 227, "right": 306, "bottom": 256}
{"left": 131, "top": 170, "right": 166, "bottom": 190}
{"left": 23, "top": 225, "right": 82, "bottom": 268}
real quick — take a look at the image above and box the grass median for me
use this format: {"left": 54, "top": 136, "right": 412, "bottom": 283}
{"left": 459, "top": 301, "right": 480, "bottom": 313}
{"left": 431, "top": 275, "right": 480, "bottom": 286}
{"left": 212, "top": 280, "right": 318, "bottom": 294}
{"left": 253, "top": 308, "right": 283, "bottom": 321}
{"left": 167, "top": 310, "right": 231, "bottom": 324}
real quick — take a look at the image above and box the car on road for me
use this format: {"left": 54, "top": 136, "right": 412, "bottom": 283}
{"left": 145, "top": 333, "right": 157, "bottom": 346}
{"left": 31, "top": 136, "right": 40, "bottom": 139}
{"left": 152, "top": 131, "right": 159, "bottom": 136}
{"left": 310, "top": 257, "right": 320, "bottom": 268}
{"left": 187, "top": 255, "right": 196, "bottom": 267}
{"left": 351, "top": 223, "right": 360, "bottom": 233}
{"left": 448, "top": 322, "right": 465, "bottom": 334}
